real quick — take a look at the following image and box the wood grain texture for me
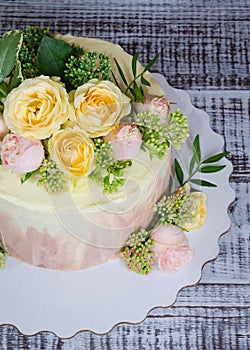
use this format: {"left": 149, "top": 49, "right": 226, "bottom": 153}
{"left": 0, "top": 0, "right": 249, "bottom": 349}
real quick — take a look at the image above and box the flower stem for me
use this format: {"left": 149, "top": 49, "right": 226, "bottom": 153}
{"left": 124, "top": 72, "right": 143, "bottom": 95}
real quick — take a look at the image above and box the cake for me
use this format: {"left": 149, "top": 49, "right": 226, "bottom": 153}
{"left": 0, "top": 29, "right": 174, "bottom": 271}
{"left": 0, "top": 28, "right": 219, "bottom": 274}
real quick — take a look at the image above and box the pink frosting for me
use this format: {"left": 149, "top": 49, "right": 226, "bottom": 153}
{"left": 104, "top": 123, "right": 142, "bottom": 160}
{"left": 1, "top": 133, "right": 44, "bottom": 173}
{"left": 152, "top": 224, "right": 193, "bottom": 274}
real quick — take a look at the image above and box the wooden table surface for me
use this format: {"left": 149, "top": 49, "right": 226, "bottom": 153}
{"left": 0, "top": 1, "right": 249, "bottom": 349}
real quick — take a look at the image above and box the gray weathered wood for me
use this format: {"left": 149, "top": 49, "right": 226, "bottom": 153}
{"left": 0, "top": 0, "right": 249, "bottom": 349}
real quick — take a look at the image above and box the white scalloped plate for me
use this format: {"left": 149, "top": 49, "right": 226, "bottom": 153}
{"left": 0, "top": 74, "right": 235, "bottom": 338}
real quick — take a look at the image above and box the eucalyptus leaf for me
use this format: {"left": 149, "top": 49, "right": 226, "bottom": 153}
{"left": 111, "top": 71, "right": 121, "bottom": 89}
{"left": 37, "top": 36, "right": 72, "bottom": 76}
{"left": 202, "top": 151, "right": 229, "bottom": 164}
{"left": 0, "top": 30, "right": 22, "bottom": 83}
{"left": 143, "top": 53, "right": 160, "bottom": 73}
{"left": 114, "top": 57, "right": 128, "bottom": 86}
{"left": 189, "top": 154, "right": 196, "bottom": 175}
{"left": 189, "top": 179, "right": 217, "bottom": 187}
{"left": 193, "top": 134, "right": 201, "bottom": 163}
{"left": 133, "top": 85, "right": 144, "bottom": 103}
{"left": 174, "top": 158, "right": 184, "bottom": 185}
{"left": 141, "top": 76, "right": 151, "bottom": 86}
{"left": 132, "top": 52, "right": 139, "bottom": 77}
{"left": 199, "top": 165, "right": 226, "bottom": 173}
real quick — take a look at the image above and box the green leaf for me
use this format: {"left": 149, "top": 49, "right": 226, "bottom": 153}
{"left": 193, "top": 134, "right": 201, "bottom": 163}
{"left": 9, "top": 60, "right": 23, "bottom": 89}
{"left": 132, "top": 52, "right": 139, "bottom": 77}
{"left": 143, "top": 53, "right": 160, "bottom": 73}
{"left": 199, "top": 165, "right": 226, "bottom": 173}
{"left": 202, "top": 151, "right": 229, "bottom": 164}
{"left": 111, "top": 71, "right": 121, "bottom": 90}
{"left": 189, "top": 179, "right": 217, "bottom": 187}
{"left": 21, "top": 171, "right": 35, "bottom": 184}
{"left": 133, "top": 85, "right": 144, "bottom": 103}
{"left": 141, "top": 76, "right": 151, "bottom": 86}
{"left": 0, "top": 81, "right": 9, "bottom": 98}
{"left": 189, "top": 154, "right": 196, "bottom": 175}
{"left": 0, "top": 30, "right": 23, "bottom": 83}
{"left": 37, "top": 36, "right": 72, "bottom": 76}
{"left": 114, "top": 57, "right": 128, "bottom": 86}
{"left": 174, "top": 158, "right": 184, "bottom": 185}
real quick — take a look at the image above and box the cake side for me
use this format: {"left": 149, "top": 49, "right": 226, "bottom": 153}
{"left": 0, "top": 150, "right": 172, "bottom": 270}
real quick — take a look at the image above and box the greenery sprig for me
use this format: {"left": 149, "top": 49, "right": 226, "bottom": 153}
{"left": 136, "top": 111, "right": 170, "bottom": 159}
{"left": 153, "top": 185, "right": 193, "bottom": 229}
{"left": 103, "top": 160, "right": 132, "bottom": 193}
{"left": 166, "top": 109, "right": 189, "bottom": 149}
{"left": 175, "top": 134, "right": 229, "bottom": 188}
{"left": 36, "top": 160, "right": 67, "bottom": 193}
{"left": 136, "top": 109, "right": 188, "bottom": 159}
{"left": 120, "top": 229, "right": 155, "bottom": 275}
{"left": 90, "top": 138, "right": 132, "bottom": 193}
{"left": 112, "top": 52, "right": 159, "bottom": 102}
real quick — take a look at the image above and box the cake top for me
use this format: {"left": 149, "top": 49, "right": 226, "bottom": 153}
{"left": 0, "top": 28, "right": 188, "bottom": 194}
{"left": 0, "top": 27, "right": 228, "bottom": 274}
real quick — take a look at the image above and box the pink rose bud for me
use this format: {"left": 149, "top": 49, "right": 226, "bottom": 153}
{"left": 0, "top": 114, "right": 8, "bottom": 139}
{"left": 157, "top": 245, "right": 194, "bottom": 274}
{"left": 152, "top": 224, "right": 193, "bottom": 274}
{"left": 136, "top": 95, "right": 170, "bottom": 122}
{"left": 1, "top": 133, "right": 44, "bottom": 173}
{"left": 104, "top": 123, "right": 142, "bottom": 160}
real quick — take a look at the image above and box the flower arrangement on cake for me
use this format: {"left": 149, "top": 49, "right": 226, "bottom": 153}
{"left": 0, "top": 28, "right": 228, "bottom": 273}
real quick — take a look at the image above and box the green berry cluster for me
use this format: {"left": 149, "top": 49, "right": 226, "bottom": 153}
{"left": 0, "top": 246, "right": 7, "bottom": 269}
{"left": 36, "top": 160, "right": 67, "bottom": 193}
{"left": 136, "top": 111, "right": 170, "bottom": 159}
{"left": 19, "top": 26, "right": 51, "bottom": 79}
{"left": 90, "top": 138, "right": 132, "bottom": 193}
{"left": 90, "top": 138, "right": 114, "bottom": 184}
{"left": 154, "top": 185, "right": 194, "bottom": 229}
{"left": 120, "top": 230, "right": 155, "bottom": 275}
{"left": 64, "top": 51, "right": 111, "bottom": 89}
{"left": 167, "top": 109, "right": 189, "bottom": 150}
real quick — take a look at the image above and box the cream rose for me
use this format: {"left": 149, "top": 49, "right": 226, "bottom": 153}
{"left": 73, "top": 79, "right": 131, "bottom": 137}
{"left": 48, "top": 128, "right": 95, "bottom": 177}
{"left": 3, "top": 76, "right": 71, "bottom": 140}
{"left": 182, "top": 191, "right": 207, "bottom": 230}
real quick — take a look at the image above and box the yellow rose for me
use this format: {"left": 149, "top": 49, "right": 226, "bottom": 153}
{"left": 3, "top": 76, "right": 71, "bottom": 139}
{"left": 183, "top": 190, "right": 207, "bottom": 230}
{"left": 73, "top": 79, "right": 131, "bottom": 137}
{"left": 48, "top": 128, "right": 95, "bottom": 177}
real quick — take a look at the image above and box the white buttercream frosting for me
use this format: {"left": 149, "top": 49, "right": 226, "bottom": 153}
{"left": 0, "top": 36, "right": 172, "bottom": 270}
